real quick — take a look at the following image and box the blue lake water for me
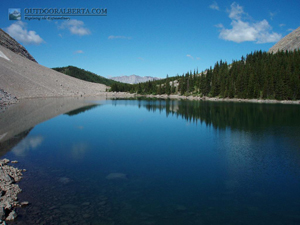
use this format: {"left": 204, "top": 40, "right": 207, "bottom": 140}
{"left": 2, "top": 99, "right": 300, "bottom": 224}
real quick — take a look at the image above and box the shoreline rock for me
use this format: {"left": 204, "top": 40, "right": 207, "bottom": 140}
{"left": 0, "top": 158, "right": 27, "bottom": 222}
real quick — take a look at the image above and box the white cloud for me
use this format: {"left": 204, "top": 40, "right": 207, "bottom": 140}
{"left": 74, "top": 50, "right": 84, "bottom": 54}
{"left": 228, "top": 2, "right": 245, "bottom": 20}
{"left": 209, "top": 1, "right": 219, "bottom": 10}
{"left": 59, "top": 19, "right": 91, "bottom": 36}
{"left": 108, "top": 35, "right": 132, "bottom": 40}
{"left": 279, "top": 24, "right": 285, "bottom": 27}
{"left": 186, "top": 54, "right": 194, "bottom": 60}
{"left": 219, "top": 20, "right": 257, "bottom": 43}
{"left": 6, "top": 21, "right": 44, "bottom": 45}
{"left": 217, "top": 3, "right": 281, "bottom": 43}
{"left": 196, "top": 57, "right": 201, "bottom": 60}
{"left": 138, "top": 57, "right": 144, "bottom": 61}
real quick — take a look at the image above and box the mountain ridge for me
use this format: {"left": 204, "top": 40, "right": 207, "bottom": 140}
{"left": 110, "top": 75, "right": 161, "bottom": 84}
{"left": 0, "top": 29, "right": 37, "bottom": 63}
{"left": 52, "top": 66, "right": 119, "bottom": 87}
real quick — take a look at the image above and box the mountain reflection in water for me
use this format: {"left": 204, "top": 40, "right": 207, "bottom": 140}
{"left": 1, "top": 99, "right": 300, "bottom": 225}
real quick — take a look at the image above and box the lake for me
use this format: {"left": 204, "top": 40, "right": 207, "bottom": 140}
{"left": 1, "top": 99, "right": 300, "bottom": 225}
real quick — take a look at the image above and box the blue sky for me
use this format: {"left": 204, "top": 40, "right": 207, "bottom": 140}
{"left": 1, "top": 0, "right": 299, "bottom": 78}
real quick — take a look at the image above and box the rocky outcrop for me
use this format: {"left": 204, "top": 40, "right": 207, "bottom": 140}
{"left": 0, "top": 29, "right": 37, "bottom": 63}
{"left": 269, "top": 27, "right": 300, "bottom": 53}
{"left": 0, "top": 158, "right": 27, "bottom": 222}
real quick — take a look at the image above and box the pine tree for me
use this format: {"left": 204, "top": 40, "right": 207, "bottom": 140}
{"left": 165, "top": 74, "right": 171, "bottom": 95}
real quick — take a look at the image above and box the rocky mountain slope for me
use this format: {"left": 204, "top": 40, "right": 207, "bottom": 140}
{"left": 0, "top": 44, "right": 107, "bottom": 100}
{"left": 0, "top": 29, "right": 37, "bottom": 63}
{"left": 269, "top": 27, "right": 300, "bottom": 53}
{"left": 110, "top": 75, "right": 160, "bottom": 84}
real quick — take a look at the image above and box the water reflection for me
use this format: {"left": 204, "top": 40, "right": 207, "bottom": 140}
{"left": 12, "top": 135, "right": 44, "bottom": 157}
{"left": 2, "top": 99, "right": 300, "bottom": 225}
{"left": 0, "top": 128, "right": 32, "bottom": 156}
{"left": 64, "top": 104, "right": 99, "bottom": 116}
{"left": 108, "top": 99, "right": 300, "bottom": 179}
{"left": 0, "top": 97, "right": 102, "bottom": 145}
{"left": 0, "top": 98, "right": 102, "bottom": 157}
{"left": 133, "top": 99, "right": 300, "bottom": 131}
{"left": 71, "top": 142, "right": 89, "bottom": 160}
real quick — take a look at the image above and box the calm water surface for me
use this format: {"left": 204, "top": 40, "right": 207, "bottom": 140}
{"left": 2, "top": 99, "right": 300, "bottom": 225}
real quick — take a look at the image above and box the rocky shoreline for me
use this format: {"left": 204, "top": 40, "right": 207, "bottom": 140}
{"left": 0, "top": 159, "right": 27, "bottom": 224}
{"left": 0, "top": 89, "right": 18, "bottom": 113}
{"left": 136, "top": 94, "right": 300, "bottom": 105}
{"left": 1, "top": 89, "right": 299, "bottom": 114}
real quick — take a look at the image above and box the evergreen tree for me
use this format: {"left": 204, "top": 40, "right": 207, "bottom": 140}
{"left": 165, "top": 74, "right": 171, "bottom": 95}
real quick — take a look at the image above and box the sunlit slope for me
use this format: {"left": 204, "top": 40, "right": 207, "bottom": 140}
{"left": 269, "top": 27, "right": 300, "bottom": 53}
{"left": 0, "top": 45, "right": 107, "bottom": 99}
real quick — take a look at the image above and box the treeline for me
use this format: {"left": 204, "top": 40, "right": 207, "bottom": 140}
{"left": 52, "top": 65, "right": 119, "bottom": 87}
{"left": 111, "top": 50, "right": 300, "bottom": 100}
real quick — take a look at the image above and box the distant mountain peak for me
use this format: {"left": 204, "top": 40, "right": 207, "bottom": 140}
{"left": 110, "top": 75, "right": 161, "bottom": 84}
{"left": 269, "top": 27, "right": 300, "bottom": 53}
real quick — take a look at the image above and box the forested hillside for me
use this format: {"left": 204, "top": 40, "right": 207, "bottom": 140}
{"left": 52, "top": 66, "right": 118, "bottom": 87}
{"left": 111, "top": 50, "right": 300, "bottom": 100}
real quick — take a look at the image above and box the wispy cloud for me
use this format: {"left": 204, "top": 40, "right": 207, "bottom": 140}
{"left": 186, "top": 54, "right": 194, "bottom": 60}
{"left": 59, "top": 19, "right": 91, "bottom": 36}
{"left": 228, "top": 2, "right": 245, "bottom": 20}
{"left": 74, "top": 50, "right": 84, "bottom": 54}
{"left": 269, "top": 11, "right": 276, "bottom": 20}
{"left": 217, "top": 2, "right": 281, "bottom": 43}
{"left": 6, "top": 21, "right": 44, "bottom": 45}
{"left": 186, "top": 54, "right": 200, "bottom": 60}
{"left": 138, "top": 57, "right": 144, "bottom": 61}
{"left": 108, "top": 35, "right": 132, "bottom": 40}
{"left": 215, "top": 23, "right": 224, "bottom": 28}
{"left": 209, "top": 1, "right": 220, "bottom": 10}
{"left": 279, "top": 24, "right": 285, "bottom": 27}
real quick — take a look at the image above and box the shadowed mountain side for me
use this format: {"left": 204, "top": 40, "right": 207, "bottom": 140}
{"left": 0, "top": 45, "right": 107, "bottom": 99}
{"left": 0, "top": 97, "right": 103, "bottom": 145}
{"left": 0, "top": 28, "right": 37, "bottom": 63}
